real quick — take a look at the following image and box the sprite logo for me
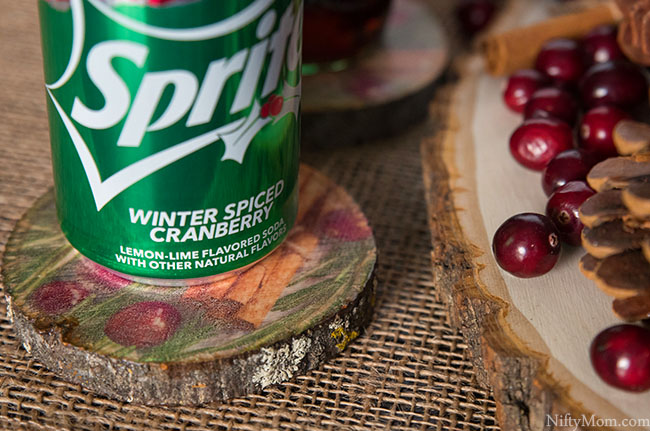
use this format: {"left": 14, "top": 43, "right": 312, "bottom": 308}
{"left": 45, "top": 0, "right": 302, "bottom": 211}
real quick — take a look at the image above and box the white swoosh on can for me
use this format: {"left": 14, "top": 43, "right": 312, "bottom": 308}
{"left": 47, "top": 87, "right": 247, "bottom": 211}
{"left": 87, "top": 0, "right": 274, "bottom": 41}
{"left": 46, "top": 0, "right": 85, "bottom": 89}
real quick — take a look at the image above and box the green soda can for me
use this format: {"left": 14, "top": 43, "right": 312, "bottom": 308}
{"left": 38, "top": 0, "right": 302, "bottom": 284}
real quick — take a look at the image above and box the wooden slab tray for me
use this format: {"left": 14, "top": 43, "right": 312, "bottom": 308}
{"left": 2, "top": 164, "right": 377, "bottom": 406}
{"left": 422, "top": 3, "right": 650, "bottom": 430}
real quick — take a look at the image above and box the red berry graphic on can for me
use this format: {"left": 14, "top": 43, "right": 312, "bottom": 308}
{"left": 269, "top": 95, "right": 284, "bottom": 116}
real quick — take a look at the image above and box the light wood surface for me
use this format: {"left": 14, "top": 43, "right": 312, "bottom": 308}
{"left": 422, "top": 1, "right": 650, "bottom": 430}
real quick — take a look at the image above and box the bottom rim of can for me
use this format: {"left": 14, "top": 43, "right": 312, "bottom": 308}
{"left": 65, "top": 219, "right": 293, "bottom": 286}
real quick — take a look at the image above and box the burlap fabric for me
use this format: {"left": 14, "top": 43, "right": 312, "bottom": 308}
{"left": 0, "top": 1, "right": 500, "bottom": 429}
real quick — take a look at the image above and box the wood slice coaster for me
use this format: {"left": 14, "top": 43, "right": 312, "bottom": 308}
{"left": 301, "top": 0, "right": 448, "bottom": 147}
{"left": 421, "top": 2, "right": 650, "bottom": 430}
{"left": 1, "top": 164, "right": 377, "bottom": 406}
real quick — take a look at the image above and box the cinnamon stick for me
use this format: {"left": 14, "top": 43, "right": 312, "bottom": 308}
{"left": 483, "top": 4, "right": 621, "bottom": 76}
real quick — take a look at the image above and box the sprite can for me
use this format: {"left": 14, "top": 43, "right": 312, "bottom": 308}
{"left": 38, "top": 0, "right": 302, "bottom": 284}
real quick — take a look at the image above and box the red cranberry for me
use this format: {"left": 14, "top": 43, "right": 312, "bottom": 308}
{"left": 542, "top": 149, "right": 599, "bottom": 196}
{"left": 580, "top": 61, "right": 648, "bottom": 108}
{"left": 582, "top": 25, "right": 624, "bottom": 65}
{"left": 31, "top": 281, "right": 89, "bottom": 315}
{"left": 456, "top": 0, "right": 496, "bottom": 37}
{"left": 591, "top": 324, "right": 650, "bottom": 392}
{"left": 503, "top": 69, "right": 549, "bottom": 113}
{"left": 321, "top": 209, "right": 372, "bottom": 241}
{"left": 545, "top": 181, "right": 595, "bottom": 246}
{"left": 509, "top": 118, "right": 574, "bottom": 171}
{"left": 524, "top": 87, "right": 579, "bottom": 124}
{"left": 579, "top": 105, "right": 630, "bottom": 159}
{"left": 104, "top": 301, "right": 181, "bottom": 348}
{"left": 535, "top": 38, "right": 585, "bottom": 84}
{"left": 492, "top": 213, "right": 561, "bottom": 278}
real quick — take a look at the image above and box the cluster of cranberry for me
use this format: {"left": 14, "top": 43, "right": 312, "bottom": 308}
{"left": 492, "top": 25, "right": 650, "bottom": 393}
{"left": 493, "top": 25, "right": 647, "bottom": 278}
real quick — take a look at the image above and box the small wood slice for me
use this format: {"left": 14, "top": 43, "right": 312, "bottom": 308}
{"left": 1, "top": 164, "right": 377, "bottom": 406}
{"left": 301, "top": 0, "right": 448, "bottom": 147}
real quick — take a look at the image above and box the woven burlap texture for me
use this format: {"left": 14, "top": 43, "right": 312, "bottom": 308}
{"left": 0, "top": 1, "right": 500, "bottom": 430}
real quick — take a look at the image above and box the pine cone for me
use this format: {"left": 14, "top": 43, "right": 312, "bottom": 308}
{"left": 579, "top": 120, "right": 650, "bottom": 321}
